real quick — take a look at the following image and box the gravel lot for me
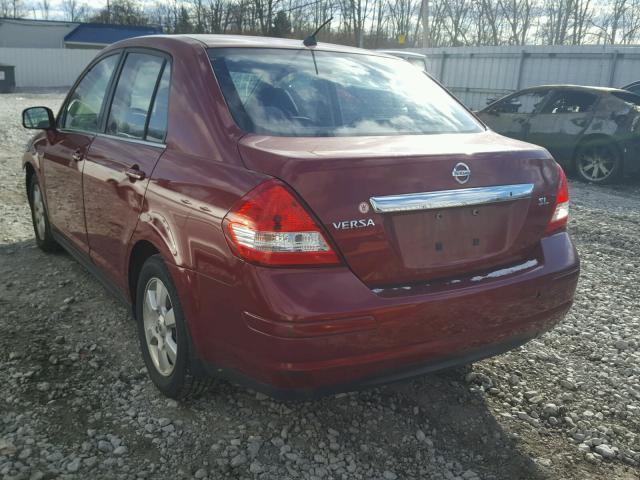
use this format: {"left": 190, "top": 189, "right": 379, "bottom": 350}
{"left": 1, "top": 91, "right": 639, "bottom": 480}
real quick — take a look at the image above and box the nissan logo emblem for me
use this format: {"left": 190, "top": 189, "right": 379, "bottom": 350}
{"left": 452, "top": 162, "right": 471, "bottom": 184}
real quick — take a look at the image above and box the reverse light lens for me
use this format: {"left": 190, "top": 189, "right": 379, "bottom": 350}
{"left": 545, "top": 165, "right": 569, "bottom": 234}
{"left": 223, "top": 180, "right": 340, "bottom": 266}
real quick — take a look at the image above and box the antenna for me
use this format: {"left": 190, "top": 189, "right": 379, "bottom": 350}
{"left": 303, "top": 17, "right": 333, "bottom": 47}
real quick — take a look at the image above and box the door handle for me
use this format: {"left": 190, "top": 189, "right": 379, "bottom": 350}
{"left": 71, "top": 150, "right": 83, "bottom": 162}
{"left": 125, "top": 167, "right": 146, "bottom": 181}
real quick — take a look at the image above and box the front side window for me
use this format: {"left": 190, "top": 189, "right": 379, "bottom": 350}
{"left": 209, "top": 48, "right": 482, "bottom": 137}
{"left": 542, "top": 91, "right": 597, "bottom": 114}
{"left": 492, "top": 91, "right": 549, "bottom": 115}
{"left": 106, "top": 53, "right": 165, "bottom": 140}
{"left": 62, "top": 54, "right": 119, "bottom": 132}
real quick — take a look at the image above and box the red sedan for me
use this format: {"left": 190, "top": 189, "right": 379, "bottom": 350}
{"left": 21, "top": 35, "right": 579, "bottom": 399}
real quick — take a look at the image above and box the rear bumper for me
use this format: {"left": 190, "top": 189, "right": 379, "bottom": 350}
{"left": 176, "top": 232, "right": 579, "bottom": 397}
{"left": 202, "top": 331, "right": 541, "bottom": 400}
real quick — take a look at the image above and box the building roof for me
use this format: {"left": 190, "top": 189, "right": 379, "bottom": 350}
{"left": 0, "top": 17, "right": 78, "bottom": 27}
{"left": 64, "top": 23, "right": 162, "bottom": 47}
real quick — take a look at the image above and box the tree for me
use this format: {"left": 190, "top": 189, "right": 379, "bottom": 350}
{"left": 0, "top": 0, "right": 25, "bottom": 17}
{"left": 40, "top": 0, "right": 50, "bottom": 19}
{"left": 62, "top": 0, "right": 89, "bottom": 21}
{"left": 89, "top": 0, "right": 149, "bottom": 25}
{"left": 270, "top": 10, "right": 291, "bottom": 36}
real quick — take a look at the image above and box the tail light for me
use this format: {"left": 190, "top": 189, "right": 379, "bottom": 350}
{"left": 545, "top": 165, "right": 569, "bottom": 234}
{"left": 223, "top": 180, "right": 340, "bottom": 266}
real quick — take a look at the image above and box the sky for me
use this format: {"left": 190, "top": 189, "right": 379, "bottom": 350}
{"left": 21, "top": 0, "right": 151, "bottom": 21}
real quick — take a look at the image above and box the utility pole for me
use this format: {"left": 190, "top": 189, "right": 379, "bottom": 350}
{"left": 421, "top": 0, "right": 429, "bottom": 48}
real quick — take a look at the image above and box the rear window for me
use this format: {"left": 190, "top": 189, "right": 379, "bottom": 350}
{"left": 208, "top": 48, "right": 482, "bottom": 137}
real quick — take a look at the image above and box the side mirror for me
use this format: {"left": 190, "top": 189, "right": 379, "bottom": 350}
{"left": 22, "top": 106, "right": 55, "bottom": 130}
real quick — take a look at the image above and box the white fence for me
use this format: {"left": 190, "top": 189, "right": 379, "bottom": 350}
{"left": 0, "top": 47, "right": 100, "bottom": 89}
{"left": 407, "top": 45, "right": 640, "bottom": 110}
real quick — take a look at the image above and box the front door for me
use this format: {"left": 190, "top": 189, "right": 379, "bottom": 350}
{"left": 479, "top": 89, "right": 550, "bottom": 142}
{"left": 82, "top": 51, "right": 170, "bottom": 290}
{"left": 42, "top": 53, "right": 121, "bottom": 254}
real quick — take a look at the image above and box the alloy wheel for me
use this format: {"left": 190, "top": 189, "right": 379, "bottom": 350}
{"left": 577, "top": 145, "right": 616, "bottom": 182}
{"left": 142, "top": 277, "right": 178, "bottom": 376}
{"left": 32, "top": 183, "right": 46, "bottom": 240}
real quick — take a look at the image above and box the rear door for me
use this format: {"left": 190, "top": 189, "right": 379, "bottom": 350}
{"left": 526, "top": 89, "right": 597, "bottom": 164}
{"left": 82, "top": 50, "right": 170, "bottom": 289}
{"left": 42, "top": 53, "right": 121, "bottom": 254}
{"left": 479, "top": 90, "right": 551, "bottom": 141}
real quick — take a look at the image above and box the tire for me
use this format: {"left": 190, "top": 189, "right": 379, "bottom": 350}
{"left": 574, "top": 140, "right": 622, "bottom": 184}
{"left": 135, "top": 255, "right": 211, "bottom": 400}
{"left": 28, "top": 174, "right": 58, "bottom": 252}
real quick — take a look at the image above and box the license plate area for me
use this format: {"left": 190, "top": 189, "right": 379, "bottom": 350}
{"left": 390, "top": 202, "right": 526, "bottom": 269}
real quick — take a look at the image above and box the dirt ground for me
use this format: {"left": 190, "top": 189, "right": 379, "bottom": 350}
{"left": 1, "top": 92, "right": 639, "bottom": 480}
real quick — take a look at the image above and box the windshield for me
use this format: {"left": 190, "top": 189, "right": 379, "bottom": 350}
{"left": 208, "top": 48, "right": 483, "bottom": 137}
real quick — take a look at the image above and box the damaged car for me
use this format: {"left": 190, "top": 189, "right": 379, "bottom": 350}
{"left": 478, "top": 85, "right": 640, "bottom": 184}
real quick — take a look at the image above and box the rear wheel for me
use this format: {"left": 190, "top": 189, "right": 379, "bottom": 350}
{"left": 135, "top": 255, "right": 210, "bottom": 399}
{"left": 28, "top": 174, "right": 58, "bottom": 252}
{"left": 574, "top": 140, "right": 622, "bottom": 184}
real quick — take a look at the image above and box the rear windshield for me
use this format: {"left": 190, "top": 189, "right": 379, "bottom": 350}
{"left": 208, "top": 48, "right": 483, "bottom": 137}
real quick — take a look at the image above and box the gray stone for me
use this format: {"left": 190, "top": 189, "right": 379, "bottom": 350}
{"left": 67, "top": 458, "right": 81, "bottom": 473}
{"left": 230, "top": 453, "right": 247, "bottom": 467}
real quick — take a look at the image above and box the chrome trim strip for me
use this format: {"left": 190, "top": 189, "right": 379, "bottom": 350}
{"left": 57, "top": 129, "right": 167, "bottom": 149}
{"left": 94, "top": 132, "right": 167, "bottom": 149}
{"left": 370, "top": 183, "right": 534, "bottom": 213}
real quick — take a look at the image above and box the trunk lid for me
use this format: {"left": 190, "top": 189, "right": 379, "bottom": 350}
{"left": 238, "top": 131, "right": 559, "bottom": 287}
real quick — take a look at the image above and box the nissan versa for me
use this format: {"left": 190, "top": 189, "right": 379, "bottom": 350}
{"left": 21, "top": 35, "right": 579, "bottom": 400}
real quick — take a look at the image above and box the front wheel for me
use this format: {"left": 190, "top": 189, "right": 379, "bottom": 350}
{"left": 28, "top": 174, "right": 58, "bottom": 252}
{"left": 574, "top": 141, "right": 622, "bottom": 184}
{"left": 135, "top": 255, "right": 210, "bottom": 399}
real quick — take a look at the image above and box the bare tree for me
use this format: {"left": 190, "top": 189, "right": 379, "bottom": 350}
{"left": 55, "top": 0, "right": 640, "bottom": 49}
{"left": 61, "top": 0, "right": 89, "bottom": 21}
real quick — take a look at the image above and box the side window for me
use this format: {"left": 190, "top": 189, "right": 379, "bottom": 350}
{"left": 146, "top": 65, "right": 170, "bottom": 143}
{"left": 62, "top": 54, "right": 119, "bottom": 132}
{"left": 611, "top": 91, "right": 640, "bottom": 107}
{"left": 106, "top": 53, "right": 164, "bottom": 140}
{"left": 542, "top": 91, "right": 597, "bottom": 114}
{"left": 492, "top": 91, "right": 548, "bottom": 114}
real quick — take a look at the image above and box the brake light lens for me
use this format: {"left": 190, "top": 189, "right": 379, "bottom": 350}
{"left": 223, "top": 180, "right": 340, "bottom": 266}
{"left": 545, "top": 165, "right": 569, "bottom": 234}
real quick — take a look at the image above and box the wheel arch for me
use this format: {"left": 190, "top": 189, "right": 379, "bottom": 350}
{"left": 25, "top": 162, "right": 37, "bottom": 198}
{"left": 572, "top": 133, "right": 622, "bottom": 164}
{"left": 128, "top": 240, "right": 162, "bottom": 310}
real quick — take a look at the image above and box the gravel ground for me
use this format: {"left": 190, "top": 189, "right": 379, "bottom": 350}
{"left": 1, "top": 91, "right": 639, "bottom": 480}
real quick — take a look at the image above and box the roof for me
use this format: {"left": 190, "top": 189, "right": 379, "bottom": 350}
{"left": 522, "top": 84, "right": 625, "bottom": 93}
{"left": 165, "top": 34, "right": 392, "bottom": 56}
{"left": 64, "top": 23, "right": 162, "bottom": 47}
{"left": 0, "top": 17, "right": 78, "bottom": 27}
